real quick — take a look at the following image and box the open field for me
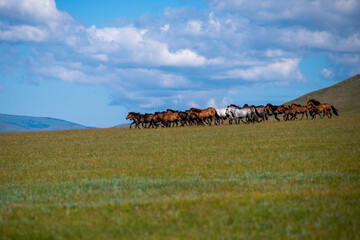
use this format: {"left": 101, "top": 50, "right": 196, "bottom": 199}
{"left": 1, "top": 114, "right": 360, "bottom": 239}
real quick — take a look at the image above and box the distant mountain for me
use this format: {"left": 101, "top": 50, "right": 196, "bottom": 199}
{"left": 112, "top": 123, "right": 130, "bottom": 128}
{"left": 284, "top": 74, "right": 360, "bottom": 113}
{"left": 0, "top": 113, "right": 92, "bottom": 133}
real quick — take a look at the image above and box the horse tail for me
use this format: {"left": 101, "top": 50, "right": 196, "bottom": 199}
{"left": 331, "top": 105, "right": 339, "bottom": 116}
{"left": 254, "top": 108, "right": 262, "bottom": 118}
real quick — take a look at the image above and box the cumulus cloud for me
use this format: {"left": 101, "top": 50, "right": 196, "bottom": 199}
{"left": 0, "top": 24, "right": 48, "bottom": 42}
{"left": 1, "top": 0, "right": 359, "bottom": 112}
{"left": 217, "top": 58, "right": 305, "bottom": 84}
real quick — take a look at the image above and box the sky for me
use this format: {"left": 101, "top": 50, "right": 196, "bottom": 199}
{"left": 0, "top": 0, "right": 359, "bottom": 128}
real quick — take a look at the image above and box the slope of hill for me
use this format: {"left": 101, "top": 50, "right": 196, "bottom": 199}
{"left": 0, "top": 113, "right": 92, "bottom": 133}
{"left": 284, "top": 74, "right": 360, "bottom": 113}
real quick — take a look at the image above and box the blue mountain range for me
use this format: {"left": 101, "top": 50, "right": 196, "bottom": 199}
{"left": 0, "top": 113, "right": 92, "bottom": 133}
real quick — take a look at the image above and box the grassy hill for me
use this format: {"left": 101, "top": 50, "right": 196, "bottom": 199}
{"left": 1, "top": 115, "right": 359, "bottom": 239}
{"left": 284, "top": 74, "right": 360, "bottom": 113}
{"left": 0, "top": 113, "right": 91, "bottom": 133}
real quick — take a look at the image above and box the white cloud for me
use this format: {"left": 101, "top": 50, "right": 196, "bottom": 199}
{"left": 1, "top": 0, "right": 359, "bottom": 113}
{"left": 0, "top": 25, "right": 48, "bottom": 42}
{"left": 160, "top": 24, "right": 170, "bottom": 32}
{"left": 207, "top": 98, "right": 217, "bottom": 107}
{"left": 0, "top": 0, "right": 66, "bottom": 23}
{"left": 114, "top": 68, "right": 190, "bottom": 89}
{"left": 321, "top": 68, "right": 333, "bottom": 78}
{"left": 92, "top": 54, "right": 109, "bottom": 62}
{"left": 265, "top": 49, "right": 285, "bottom": 58}
{"left": 84, "top": 25, "right": 211, "bottom": 67}
{"left": 218, "top": 58, "right": 305, "bottom": 83}
{"left": 187, "top": 21, "right": 202, "bottom": 34}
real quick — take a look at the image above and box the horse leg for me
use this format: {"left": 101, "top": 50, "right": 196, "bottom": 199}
{"left": 274, "top": 114, "right": 280, "bottom": 121}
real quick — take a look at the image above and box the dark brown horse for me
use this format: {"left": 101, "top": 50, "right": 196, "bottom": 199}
{"left": 126, "top": 112, "right": 141, "bottom": 129}
{"left": 142, "top": 113, "right": 157, "bottom": 128}
{"left": 264, "top": 104, "right": 289, "bottom": 121}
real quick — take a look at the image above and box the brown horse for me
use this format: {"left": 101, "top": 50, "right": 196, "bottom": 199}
{"left": 264, "top": 104, "right": 289, "bottom": 121}
{"left": 290, "top": 104, "right": 308, "bottom": 120}
{"left": 142, "top": 113, "right": 157, "bottom": 128}
{"left": 186, "top": 107, "right": 218, "bottom": 126}
{"left": 153, "top": 111, "right": 180, "bottom": 127}
{"left": 279, "top": 105, "right": 297, "bottom": 121}
{"left": 126, "top": 112, "right": 141, "bottom": 129}
{"left": 307, "top": 99, "right": 339, "bottom": 118}
{"left": 308, "top": 105, "right": 329, "bottom": 119}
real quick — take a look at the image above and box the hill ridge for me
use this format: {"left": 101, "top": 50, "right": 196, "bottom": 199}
{"left": 284, "top": 74, "right": 360, "bottom": 113}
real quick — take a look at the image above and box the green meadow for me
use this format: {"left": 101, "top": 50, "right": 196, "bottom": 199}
{"left": 1, "top": 114, "right": 359, "bottom": 239}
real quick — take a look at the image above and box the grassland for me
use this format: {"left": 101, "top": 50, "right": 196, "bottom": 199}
{"left": 1, "top": 114, "right": 360, "bottom": 239}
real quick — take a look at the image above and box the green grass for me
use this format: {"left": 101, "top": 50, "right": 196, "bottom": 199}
{"left": 1, "top": 114, "right": 360, "bottom": 239}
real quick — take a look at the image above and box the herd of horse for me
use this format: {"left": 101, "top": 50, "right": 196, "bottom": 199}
{"left": 125, "top": 99, "right": 339, "bottom": 129}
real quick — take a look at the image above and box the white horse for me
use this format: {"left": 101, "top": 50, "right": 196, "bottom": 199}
{"left": 225, "top": 105, "right": 254, "bottom": 124}
{"left": 215, "top": 107, "right": 228, "bottom": 124}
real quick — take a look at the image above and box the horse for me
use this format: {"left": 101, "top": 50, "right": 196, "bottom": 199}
{"left": 142, "top": 113, "right": 157, "bottom": 128}
{"left": 307, "top": 99, "right": 339, "bottom": 118}
{"left": 308, "top": 105, "right": 330, "bottom": 119}
{"left": 279, "top": 105, "right": 297, "bottom": 121}
{"left": 241, "top": 104, "right": 262, "bottom": 123}
{"left": 215, "top": 107, "right": 228, "bottom": 124}
{"left": 126, "top": 112, "right": 142, "bottom": 129}
{"left": 253, "top": 105, "right": 268, "bottom": 122}
{"left": 225, "top": 105, "right": 255, "bottom": 124}
{"left": 290, "top": 104, "right": 308, "bottom": 120}
{"left": 153, "top": 111, "right": 181, "bottom": 127}
{"left": 264, "top": 104, "right": 289, "bottom": 121}
{"left": 186, "top": 107, "right": 218, "bottom": 126}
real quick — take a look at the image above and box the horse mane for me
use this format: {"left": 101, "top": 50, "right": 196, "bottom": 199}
{"left": 229, "top": 104, "right": 240, "bottom": 108}
{"left": 256, "top": 105, "right": 264, "bottom": 107}
{"left": 167, "top": 109, "right": 178, "bottom": 112}
{"left": 292, "top": 103, "right": 301, "bottom": 107}
{"left": 266, "top": 103, "right": 275, "bottom": 108}
{"left": 189, "top": 108, "right": 202, "bottom": 112}
{"left": 243, "top": 104, "right": 249, "bottom": 107}
{"left": 309, "top": 99, "right": 321, "bottom": 106}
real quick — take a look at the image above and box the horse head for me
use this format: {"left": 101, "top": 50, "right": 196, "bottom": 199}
{"left": 126, "top": 112, "right": 134, "bottom": 120}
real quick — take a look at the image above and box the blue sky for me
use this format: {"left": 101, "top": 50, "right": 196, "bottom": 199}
{"left": 0, "top": 0, "right": 359, "bottom": 127}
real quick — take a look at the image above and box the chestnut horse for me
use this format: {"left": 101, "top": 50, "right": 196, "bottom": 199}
{"left": 186, "top": 107, "right": 218, "bottom": 126}
{"left": 308, "top": 105, "right": 330, "bottom": 119}
{"left": 279, "top": 105, "right": 297, "bottom": 121}
{"left": 307, "top": 99, "right": 339, "bottom": 118}
{"left": 290, "top": 104, "right": 308, "bottom": 120}
{"left": 153, "top": 111, "right": 181, "bottom": 127}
